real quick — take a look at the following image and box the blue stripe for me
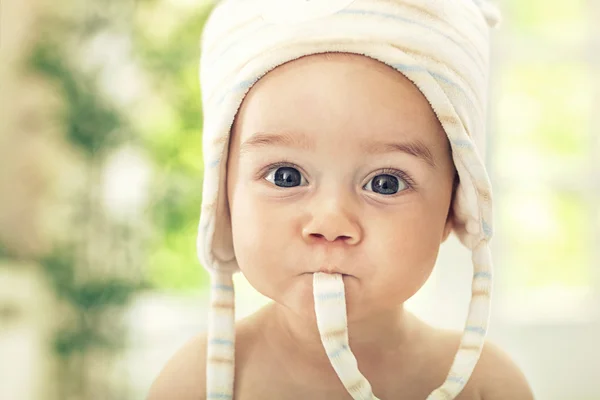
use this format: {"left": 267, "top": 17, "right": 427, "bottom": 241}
{"left": 474, "top": 271, "right": 491, "bottom": 279}
{"left": 450, "top": 139, "right": 473, "bottom": 149}
{"left": 212, "top": 284, "right": 234, "bottom": 292}
{"left": 317, "top": 291, "right": 344, "bottom": 301}
{"left": 233, "top": 78, "right": 256, "bottom": 93}
{"left": 210, "top": 338, "right": 234, "bottom": 346}
{"left": 217, "top": 78, "right": 257, "bottom": 105}
{"left": 327, "top": 344, "right": 349, "bottom": 358}
{"left": 338, "top": 8, "right": 480, "bottom": 67}
{"left": 207, "top": 393, "right": 232, "bottom": 399}
{"left": 465, "top": 326, "right": 486, "bottom": 335}
{"left": 209, "top": 158, "right": 221, "bottom": 168}
{"left": 429, "top": 71, "right": 465, "bottom": 92}
{"left": 447, "top": 375, "right": 464, "bottom": 384}
{"left": 390, "top": 63, "right": 466, "bottom": 96}
{"left": 482, "top": 220, "right": 493, "bottom": 238}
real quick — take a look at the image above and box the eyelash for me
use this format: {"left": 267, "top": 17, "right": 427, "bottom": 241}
{"left": 259, "top": 160, "right": 416, "bottom": 190}
{"left": 377, "top": 168, "right": 416, "bottom": 189}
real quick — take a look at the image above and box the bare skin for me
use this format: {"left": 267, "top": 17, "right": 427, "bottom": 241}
{"left": 148, "top": 53, "right": 533, "bottom": 399}
{"left": 148, "top": 304, "right": 533, "bottom": 399}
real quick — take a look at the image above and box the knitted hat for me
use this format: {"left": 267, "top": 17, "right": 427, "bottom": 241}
{"left": 197, "top": 0, "right": 500, "bottom": 398}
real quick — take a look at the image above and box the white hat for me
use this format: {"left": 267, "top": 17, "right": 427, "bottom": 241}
{"left": 197, "top": 0, "right": 500, "bottom": 398}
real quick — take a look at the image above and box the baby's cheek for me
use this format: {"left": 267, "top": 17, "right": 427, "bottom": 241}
{"left": 371, "top": 213, "right": 441, "bottom": 292}
{"left": 231, "top": 198, "right": 290, "bottom": 276}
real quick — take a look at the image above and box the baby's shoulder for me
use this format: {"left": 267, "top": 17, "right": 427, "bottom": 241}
{"left": 468, "top": 338, "right": 534, "bottom": 399}
{"left": 430, "top": 328, "right": 533, "bottom": 399}
{"left": 146, "top": 332, "right": 208, "bottom": 400}
{"left": 146, "top": 310, "right": 261, "bottom": 400}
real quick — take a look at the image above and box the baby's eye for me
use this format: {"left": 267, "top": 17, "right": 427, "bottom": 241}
{"left": 363, "top": 171, "right": 410, "bottom": 195}
{"left": 263, "top": 164, "right": 412, "bottom": 195}
{"left": 265, "top": 166, "right": 308, "bottom": 188}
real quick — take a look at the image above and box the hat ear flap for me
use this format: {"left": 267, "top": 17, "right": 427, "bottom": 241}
{"left": 472, "top": 0, "right": 502, "bottom": 28}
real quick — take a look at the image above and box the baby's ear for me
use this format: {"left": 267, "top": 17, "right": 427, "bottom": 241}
{"left": 441, "top": 174, "right": 459, "bottom": 243}
{"left": 441, "top": 211, "right": 453, "bottom": 243}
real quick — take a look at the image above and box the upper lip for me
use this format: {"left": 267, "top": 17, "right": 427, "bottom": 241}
{"left": 316, "top": 266, "right": 350, "bottom": 275}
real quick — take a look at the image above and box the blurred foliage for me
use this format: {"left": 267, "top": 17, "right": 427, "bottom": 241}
{"left": 132, "top": 1, "right": 214, "bottom": 291}
{"left": 496, "top": 1, "right": 594, "bottom": 289}
{"left": 41, "top": 246, "right": 143, "bottom": 358}
{"left": 12, "top": 0, "right": 216, "bottom": 397}
{"left": 497, "top": 63, "right": 590, "bottom": 164}
{"left": 42, "top": 246, "right": 143, "bottom": 312}
{"left": 23, "top": 6, "right": 139, "bottom": 397}
{"left": 29, "top": 40, "right": 126, "bottom": 157}
{"left": 0, "top": 241, "right": 7, "bottom": 260}
{"left": 501, "top": 190, "right": 591, "bottom": 288}
{"left": 22, "top": 0, "right": 215, "bottom": 292}
{"left": 504, "top": 0, "right": 588, "bottom": 43}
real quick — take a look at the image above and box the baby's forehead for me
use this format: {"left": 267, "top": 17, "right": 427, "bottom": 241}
{"left": 227, "top": 52, "right": 450, "bottom": 161}
{"left": 235, "top": 58, "right": 436, "bottom": 128}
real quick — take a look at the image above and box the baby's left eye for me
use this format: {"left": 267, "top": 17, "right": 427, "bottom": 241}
{"left": 363, "top": 173, "right": 409, "bottom": 195}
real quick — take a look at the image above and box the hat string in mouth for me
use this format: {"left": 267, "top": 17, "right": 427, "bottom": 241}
{"left": 313, "top": 272, "right": 379, "bottom": 400}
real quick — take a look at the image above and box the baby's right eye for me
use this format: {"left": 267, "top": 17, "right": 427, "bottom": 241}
{"left": 264, "top": 165, "right": 308, "bottom": 188}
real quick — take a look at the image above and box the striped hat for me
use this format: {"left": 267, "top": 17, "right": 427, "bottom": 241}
{"left": 196, "top": 0, "right": 501, "bottom": 398}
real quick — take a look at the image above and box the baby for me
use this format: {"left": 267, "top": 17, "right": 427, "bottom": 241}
{"left": 149, "top": 0, "right": 533, "bottom": 399}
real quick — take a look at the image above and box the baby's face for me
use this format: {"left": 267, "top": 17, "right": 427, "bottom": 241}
{"left": 226, "top": 53, "right": 456, "bottom": 322}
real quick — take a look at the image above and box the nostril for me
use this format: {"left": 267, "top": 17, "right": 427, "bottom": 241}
{"left": 310, "top": 233, "right": 351, "bottom": 242}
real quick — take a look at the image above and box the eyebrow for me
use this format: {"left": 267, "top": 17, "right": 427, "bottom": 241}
{"left": 239, "top": 131, "right": 436, "bottom": 168}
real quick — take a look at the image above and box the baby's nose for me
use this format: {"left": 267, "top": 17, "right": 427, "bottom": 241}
{"left": 301, "top": 213, "right": 362, "bottom": 246}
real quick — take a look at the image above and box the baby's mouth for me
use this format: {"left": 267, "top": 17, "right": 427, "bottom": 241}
{"left": 317, "top": 266, "right": 348, "bottom": 275}
{"left": 307, "top": 271, "right": 352, "bottom": 278}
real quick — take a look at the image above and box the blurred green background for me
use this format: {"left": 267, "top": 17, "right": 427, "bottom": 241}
{"left": 1, "top": 0, "right": 599, "bottom": 399}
